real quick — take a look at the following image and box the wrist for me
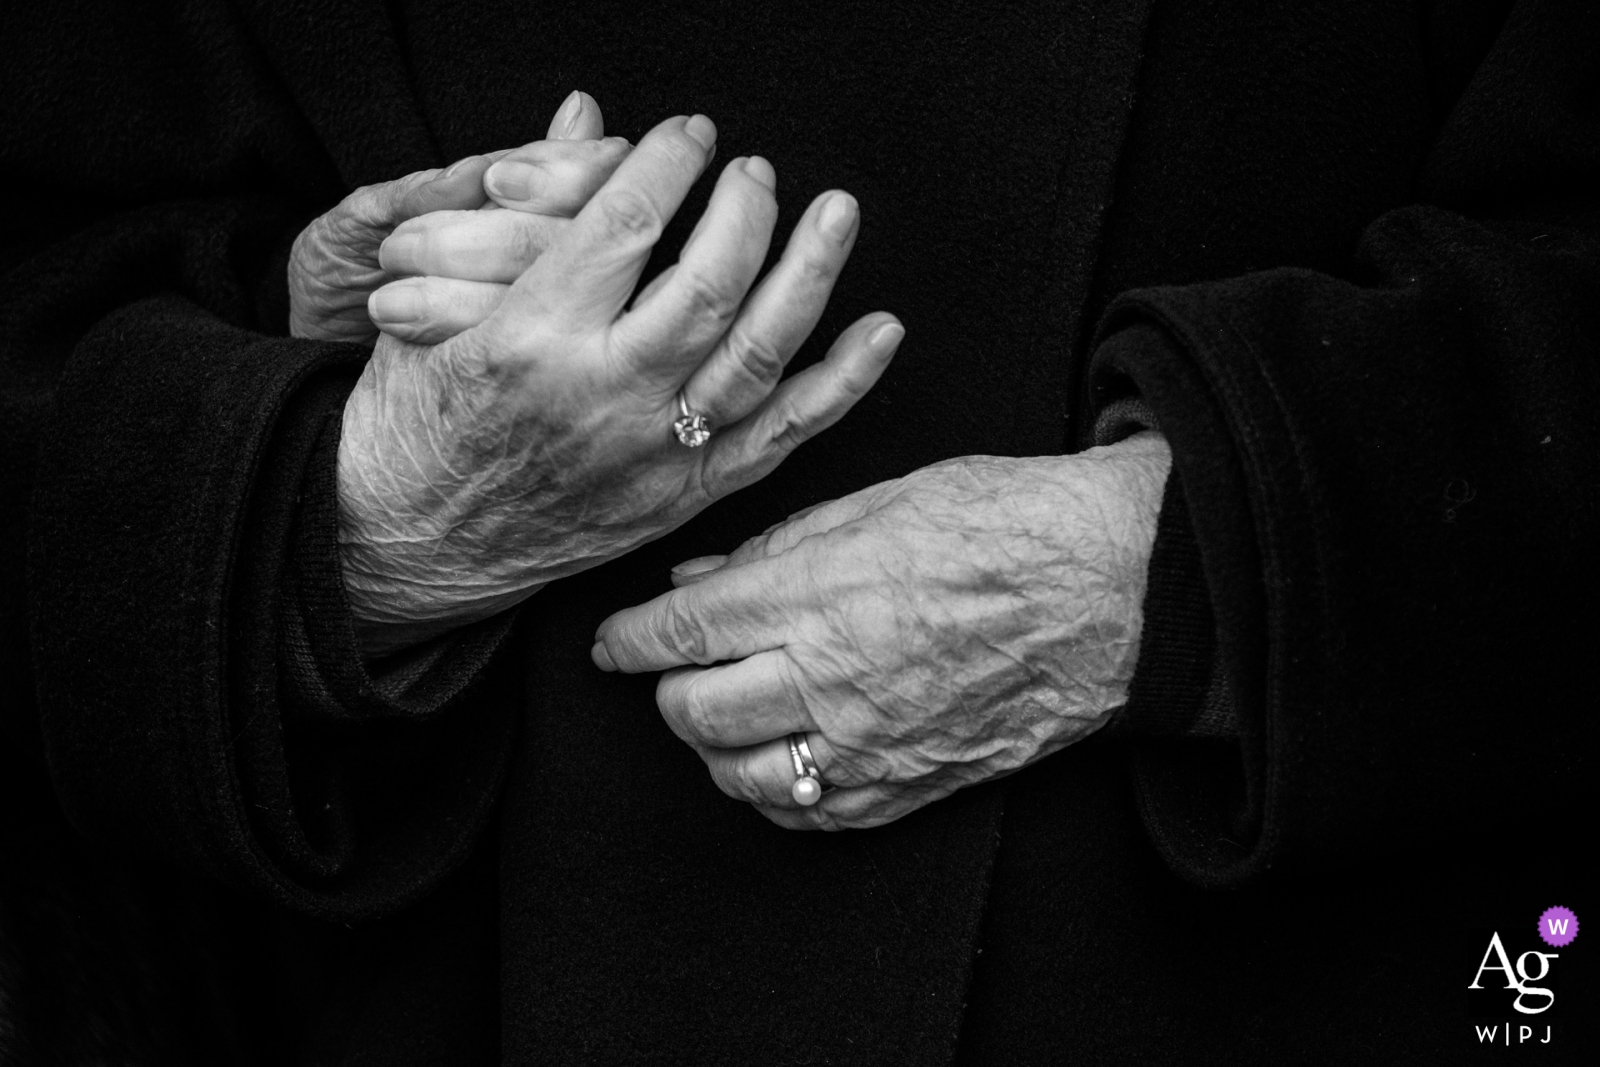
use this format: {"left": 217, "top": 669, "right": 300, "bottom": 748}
{"left": 1043, "top": 432, "right": 1171, "bottom": 719}
{"left": 335, "top": 377, "right": 542, "bottom": 657}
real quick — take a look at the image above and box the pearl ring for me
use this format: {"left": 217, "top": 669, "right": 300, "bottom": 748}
{"left": 788, "top": 733, "right": 825, "bottom": 806}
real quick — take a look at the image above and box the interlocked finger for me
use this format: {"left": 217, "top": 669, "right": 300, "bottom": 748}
{"left": 496, "top": 114, "right": 720, "bottom": 334}
{"left": 335, "top": 160, "right": 487, "bottom": 235}
{"left": 482, "top": 137, "right": 630, "bottom": 215}
{"left": 678, "top": 189, "right": 859, "bottom": 428}
{"left": 380, "top": 210, "right": 564, "bottom": 282}
{"left": 290, "top": 161, "right": 493, "bottom": 340}
{"left": 396, "top": 156, "right": 494, "bottom": 218}
{"left": 369, "top": 276, "right": 509, "bottom": 343}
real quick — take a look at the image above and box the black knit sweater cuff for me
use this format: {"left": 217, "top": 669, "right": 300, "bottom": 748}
{"left": 1091, "top": 327, "right": 1237, "bottom": 740}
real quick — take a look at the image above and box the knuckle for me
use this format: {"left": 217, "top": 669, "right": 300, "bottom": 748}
{"left": 765, "top": 399, "right": 812, "bottom": 454}
{"left": 678, "top": 266, "right": 744, "bottom": 328}
{"left": 595, "top": 189, "right": 663, "bottom": 243}
{"left": 728, "top": 759, "right": 767, "bottom": 805}
{"left": 339, "top": 183, "right": 390, "bottom": 226}
{"left": 508, "top": 215, "right": 550, "bottom": 271}
{"left": 808, "top": 806, "right": 846, "bottom": 831}
{"left": 679, "top": 684, "right": 723, "bottom": 746}
{"left": 723, "top": 326, "right": 787, "bottom": 387}
{"left": 819, "top": 754, "right": 863, "bottom": 790}
{"left": 660, "top": 130, "right": 708, "bottom": 173}
{"left": 795, "top": 244, "right": 840, "bottom": 287}
{"left": 403, "top": 286, "right": 436, "bottom": 322}
{"left": 659, "top": 597, "right": 709, "bottom": 662}
{"left": 686, "top": 449, "right": 735, "bottom": 507}
{"left": 730, "top": 178, "right": 778, "bottom": 225}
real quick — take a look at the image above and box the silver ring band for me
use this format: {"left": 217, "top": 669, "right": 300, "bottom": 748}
{"left": 794, "top": 735, "right": 822, "bottom": 780}
{"left": 787, "top": 733, "right": 807, "bottom": 779}
{"left": 787, "top": 732, "right": 824, "bottom": 806}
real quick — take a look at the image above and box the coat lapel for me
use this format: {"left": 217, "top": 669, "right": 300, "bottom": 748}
{"left": 502, "top": 570, "right": 1003, "bottom": 1066}
{"left": 497, "top": 2, "right": 1156, "bottom": 1063}
{"left": 1011, "top": 0, "right": 1158, "bottom": 456}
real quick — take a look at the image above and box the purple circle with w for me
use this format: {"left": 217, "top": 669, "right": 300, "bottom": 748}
{"left": 1538, "top": 906, "right": 1578, "bottom": 948}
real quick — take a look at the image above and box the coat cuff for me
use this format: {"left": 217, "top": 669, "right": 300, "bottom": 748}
{"left": 225, "top": 359, "right": 520, "bottom": 909}
{"left": 1083, "top": 322, "right": 1267, "bottom": 886}
{"left": 32, "top": 296, "right": 518, "bottom": 920}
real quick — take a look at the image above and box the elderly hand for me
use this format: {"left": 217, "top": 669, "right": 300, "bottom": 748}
{"left": 339, "top": 113, "right": 902, "bottom": 654}
{"left": 590, "top": 433, "right": 1171, "bottom": 830}
{"left": 290, "top": 90, "right": 618, "bottom": 342}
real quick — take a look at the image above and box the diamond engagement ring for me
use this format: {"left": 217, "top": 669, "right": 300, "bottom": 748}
{"left": 672, "top": 391, "right": 712, "bottom": 448}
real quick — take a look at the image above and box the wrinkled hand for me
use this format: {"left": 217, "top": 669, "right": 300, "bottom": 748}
{"left": 592, "top": 433, "right": 1172, "bottom": 830}
{"left": 339, "top": 113, "right": 902, "bottom": 654}
{"left": 290, "top": 90, "right": 617, "bottom": 342}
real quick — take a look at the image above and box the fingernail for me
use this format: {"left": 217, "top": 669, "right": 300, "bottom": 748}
{"left": 671, "top": 555, "right": 729, "bottom": 579}
{"left": 868, "top": 321, "right": 904, "bottom": 349}
{"left": 441, "top": 154, "right": 480, "bottom": 179}
{"left": 369, "top": 285, "right": 423, "bottom": 324}
{"left": 559, "top": 90, "right": 584, "bottom": 136}
{"left": 819, "top": 193, "right": 858, "bottom": 242}
{"left": 684, "top": 114, "right": 717, "bottom": 150}
{"left": 742, "top": 156, "right": 776, "bottom": 191}
{"left": 484, "top": 160, "right": 537, "bottom": 201}
{"left": 591, "top": 641, "right": 617, "bottom": 672}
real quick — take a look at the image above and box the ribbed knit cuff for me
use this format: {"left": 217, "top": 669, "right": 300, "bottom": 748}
{"left": 1091, "top": 326, "right": 1237, "bottom": 740}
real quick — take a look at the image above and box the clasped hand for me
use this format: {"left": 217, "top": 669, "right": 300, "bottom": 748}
{"left": 289, "top": 92, "right": 1168, "bottom": 828}
{"left": 301, "top": 96, "right": 903, "bottom": 654}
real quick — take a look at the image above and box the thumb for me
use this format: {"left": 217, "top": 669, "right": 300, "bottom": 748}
{"left": 669, "top": 555, "right": 730, "bottom": 587}
{"left": 547, "top": 90, "right": 605, "bottom": 140}
{"left": 398, "top": 156, "right": 494, "bottom": 217}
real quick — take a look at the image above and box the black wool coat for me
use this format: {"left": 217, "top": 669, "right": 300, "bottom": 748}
{"left": 2, "top": 1, "right": 1595, "bottom": 1064}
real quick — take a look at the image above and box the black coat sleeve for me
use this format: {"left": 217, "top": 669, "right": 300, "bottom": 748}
{"left": 2, "top": 0, "right": 515, "bottom": 921}
{"left": 1086, "top": 0, "right": 1600, "bottom": 885}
